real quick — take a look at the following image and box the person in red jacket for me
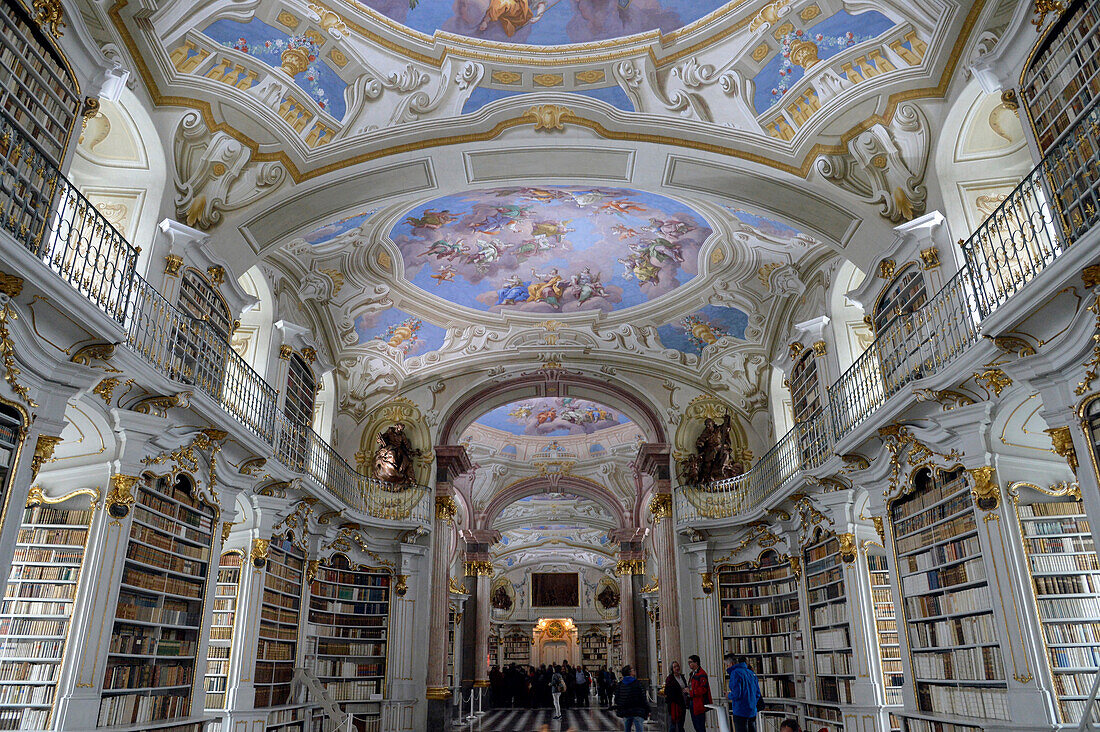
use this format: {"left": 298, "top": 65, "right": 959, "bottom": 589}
{"left": 686, "top": 655, "right": 712, "bottom": 732}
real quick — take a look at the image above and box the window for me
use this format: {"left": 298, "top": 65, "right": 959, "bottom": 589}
{"left": 285, "top": 354, "right": 316, "bottom": 428}
{"left": 1021, "top": 0, "right": 1100, "bottom": 151}
{"left": 0, "top": 1, "right": 80, "bottom": 164}
{"left": 873, "top": 266, "right": 928, "bottom": 336}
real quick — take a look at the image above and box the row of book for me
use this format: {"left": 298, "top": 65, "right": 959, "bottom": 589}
{"left": 260, "top": 605, "right": 300, "bottom": 626}
{"left": 323, "top": 679, "right": 384, "bottom": 701}
{"left": 122, "top": 567, "right": 203, "bottom": 599}
{"left": 316, "top": 640, "right": 387, "bottom": 657}
{"left": 0, "top": 683, "right": 53, "bottom": 704}
{"left": 1029, "top": 550, "right": 1100, "bottom": 573}
{"left": 904, "top": 585, "right": 990, "bottom": 619}
{"left": 0, "top": 639, "right": 63, "bottom": 658}
{"left": 11, "top": 546, "right": 83, "bottom": 565}
{"left": 816, "top": 676, "right": 852, "bottom": 704}
{"left": 815, "top": 651, "right": 853, "bottom": 676}
{"left": 16, "top": 528, "right": 85, "bottom": 546}
{"left": 127, "top": 543, "right": 205, "bottom": 578}
{"left": 0, "top": 599, "right": 68, "bottom": 616}
{"left": 97, "top": 689, "right": 191, "bottom": 726}
{"left": 313, "top": 624, "right": 386, "bottom": 639}
{"left": 108, "top": 630, "right": 195, "bottom": 657}
{"left": 267, "top": 559, "right": 303, "bottom": 583}
{"left": 21, "top": 506, "right": 91, "bottom": 526}
{"left": 901, "top": 558, "right": 986, "bottom": 596}
{"left": 891, "top": 472, "right": 967, "bottom": 522}
{"left": 1037, "top": 596, "right": 1100, "bottom": 619}
{"left": 310, "top": 586, "right": 390, "bottom": 603}
{"left": 721, "top": 618, "right": 795, "bottom": 636}
{"left": 131, "top": 524, "right": 209, "bottom": 561}
{"left": 134, "top": 506, "right": 208, "bottom": 546}
{"left": 0, "top": 708, "right": 48, "bottom": 730}
{"left": 314, "top": 569, "right": 389, "bottom": 585}
{"left": 3, "top": 582, "right": 75, "bottom": 600}
{"left": 899, "top": 535, "right": 981, "bottom": 575}
{"left": 8, "top": 564, "right": 79, "bottom": 582}
{"left": 807, "top": 566, "right": 843, "bottom": 591}
{"left": 0, "top": 661, "right": 55, "bottom": 681}
{"left": 901, "top": 718, "right": 981, "bottom": 732}
{"left": 718, "top": 566, "right": 791, "bottom": 583}
{"left": 315, "top": 660, "right": 384, "bottom": 677}
{"left": 894, "top": 492, "right": 973, "bottom": 540}
{"left": 1042, "top": 620, "right": 1100, "bottom": 644}
{"left": 116, "top": 595, "right": 199, "bottom": 626}
{"left": 718, "top": 652, "right": 793, "bottom": 675}
{"left": 907, "top": 613, "right": 996, "bottom": 649}
{"left": 1022, "top": 518, "right": 1093, "bottom": 537}
{"left": 1048, "top": 645, "right": 1100, "bottom": 669}
{"left": 805, "top": 540, "right": 839, "bottom": 564}
{"left": 259, "top": 622, "right": 298, "bottom": 641}
{"left": 811, "top": 602, "right": 849, "bottom": 627}
{"left": 1020, "top": 501, "right": 1090, "bottom": 518}
{"left": 266, "top": 573, "right": 300, "bottom": 597}
{"left": 310, "top": 604, "right": 389, "bottom": 619}
{"left": 255, "top": 662, "right": 294, "bottom": 684}
{"left": 718, "top": 581, "right": 799, "bottom": 600}
{"left": 0, "top": 618, "right": 64, "bottom": 637}
{"left": 257, "top": 638, "right": 296, "bottom": 661}
{"left": 263, "top": 589, "right": 300, "bottom": 610}
{"left": 812, "top": 627, "right": 849, "bottom": 651}
{"left": 137, "top": 488, "right": 213, "bottom": 534}
{"left": 103, "top": 661, "right": 193, "bottom": 689}
{"left": 910, "top": 645, "right": 1005, "bottom": 682}
{"left": 896, "top": 513, "right": 977, "bottom": 556}
{"left": 722, "top": 600, "right": 799, "bottom": 618}
{"left": 723, "top": 635, "right": 791, "bottom": 654}
{"left": 916, "top": 683, "right": 1009, "bottom": 720}
{"left": 1033, "top": 572, "right": 1100, "bottom": 596}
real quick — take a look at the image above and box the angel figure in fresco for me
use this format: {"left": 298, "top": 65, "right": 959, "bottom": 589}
{"left": 617, "top": 251, "right": 661, "bottom": 285}
{"left": 599, "top": 199, "right": 647, "bottom": 217}
{"left": 570, "top": 267, "right": 608, "bottom": 305}
{"left": 419, "top": 239, "right": 470, "bottom": 261}
{"left": 512, "top": 235, "right": 556, "bottom": 261}
{"left": 404, "top": 208, "right": 457, "bottom": 229}
{"left": 569, "top": 189, "right": 611, "bottom": 208}
{"left": 478, "top": 0, "right": 550, "bottom": 37}
{"left": 535, "top": 407, "right": 558, "bottom": 426}
{"left": 636, "top": 236, "right": 685, "bottom": 263}
{"left": 530, "top": 220, "right": 574, "bottom": 242}
{"left": 527, "top": 267, "right": 565, "bottom": 307}
{"left": 645, "top": 217, "right": 695, "bottom": 240}
{"left": 612, "top": 224, "right": 640, "bottom": 240}
{"left": 467, "top": 238, "right": 505, "bottom": 272}
{"left": 430, "top": 265, "right": 457, "bottom": 285}
{"left": 472, "top": 204, "right": 533, "bottom": 234}
{"left": 496, "top": 274, "right": 531, "bottom": 305}
{"left": 514, "top": 187, "right": 571, "bottom": 204}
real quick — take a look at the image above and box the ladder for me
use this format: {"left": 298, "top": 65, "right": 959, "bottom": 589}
{"left": 1077, "top": 668, "right": 1100, "bottom": 732}
{"left": 293, "top": 667, "right": 354, "bottom": 732}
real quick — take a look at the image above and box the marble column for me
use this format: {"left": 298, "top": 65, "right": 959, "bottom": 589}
{"left": 460, "top": 528, "right": 500, "bottom": 690}
{"left": 425, "top": 446, "right": 472, "bottom": 729}
{"left": 638, "top": 444, "right": 681, "bottom": 677}
{"left": 612, "top": 529, "right": 644, "bottom": 672}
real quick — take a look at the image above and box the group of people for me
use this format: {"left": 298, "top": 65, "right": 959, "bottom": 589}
{"left": 488, "top": 663, "right": 618, "bottom": 716}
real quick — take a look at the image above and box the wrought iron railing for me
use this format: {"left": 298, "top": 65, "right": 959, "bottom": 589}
{"left": 0, "top": 111, "right": 137, "bottom": 324}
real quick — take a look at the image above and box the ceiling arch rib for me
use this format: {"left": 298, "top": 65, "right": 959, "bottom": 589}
{"left": 477, "top": 476, "right": 629, "bottom": 532}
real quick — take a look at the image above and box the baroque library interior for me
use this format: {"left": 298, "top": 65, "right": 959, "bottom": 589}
{"left": 1, "top": 0, "right": 1100, "bottom": 730}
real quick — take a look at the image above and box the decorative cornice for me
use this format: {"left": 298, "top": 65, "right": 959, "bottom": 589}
{"left": 435, "top": 495, "right": 458, "bottom": 523}
{"left": 30, "top": 435, "right": 61, "bottom": 479}
{"left": 464, "top": 560, "right": 493, "bottom": 577}
{"left": 649, "top": 493, "right": 673, "bottom": 524}
{"left": 0, "top": 270, "right": 23, "bottom": 299}
{"left": 164, "top": 254, "right": 183, "bottom": 276}
{"left": 616, "top": 559, "right": 646, "bottom": 576}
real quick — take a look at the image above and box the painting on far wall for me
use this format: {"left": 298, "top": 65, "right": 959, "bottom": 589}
{"left": 532, "top": 572, "right": 579, "bottom": 607}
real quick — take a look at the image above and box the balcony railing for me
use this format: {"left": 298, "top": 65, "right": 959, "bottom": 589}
{"left": 677, "top": 94, "right": 1100, "bottom": 525}
{"left": 0, "top": 108, "right": 430, "bottom": 526}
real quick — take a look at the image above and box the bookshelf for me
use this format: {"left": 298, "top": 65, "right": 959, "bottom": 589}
{"left": 266, "top": 706, "right": 306, "bottom": 732}
{"left": 256, "top": 538, "right": 304, "bottom": 709}
{"left": 718, "top": 550, "right": 800, "bottom": 702}
{"left": 1017, "top": 497, "right": 1100, "bottom": 725}
{"left": 488, "top": 624, "right": 498, "bottom": 670}
{"left": 0, "top": 498, "right": 92, "bottom": 730}
{"left": 580, "top": 629, "right": 607, "bottom": 669}
{"left": 447, "top": 602, "right": 457, "bottom": 692}
{"left": 501, "top": 630, "right": 530, "bottom": 666}
{"left": 100, "top": 473, "right": 214, "bottom": 728}
{"left": 891, "top": 467, "right": 1009, "bottom": 723}
{"left": 758, "top": 700, "right": 801, "bottom": 732}
{"left": 204, "top": 551, "right": 241, "bottom": 712}
{"left": 806, "top": 703, "right": 844, "bottom": 731}
{"left": 609, "top": 625, "right": 622, "bottom": 671}
{"left": 868, "top": 552, "right": 904, "bottom": 721}
{"left": 308, "top": 554, "right": 390, "bottom": 728}
{"left": 805, "top": 532, "right": 853, "bottom": 714}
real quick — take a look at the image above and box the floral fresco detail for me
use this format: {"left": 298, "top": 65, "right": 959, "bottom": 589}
{"left": 657, "top": 305, "right": 748, "bottom": 356}
{"left": 751, "top": 10, "right": 896, "bottom": 113}
{"left": 391, "top": 186, "right": 712, "bottom": 314}
{"left": 476, "top": 398, "right": 629, "bottom": 436}
{"left": 202, "top": 18, "right": 348, "bottom": 118}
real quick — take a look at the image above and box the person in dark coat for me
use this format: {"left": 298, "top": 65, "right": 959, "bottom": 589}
{"left": 664, "top": 660, "right": 689, "bottom": 732}
{"left": 615, "top": 664, "right": 650, "bottom": 732}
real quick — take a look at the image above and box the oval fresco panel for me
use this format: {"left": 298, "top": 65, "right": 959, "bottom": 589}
{"left": 390, "top": 186, "right": 713, "bottom": 314}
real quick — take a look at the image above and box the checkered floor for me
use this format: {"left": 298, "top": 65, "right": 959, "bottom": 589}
{"left": 454, "top": 707, "right": 665, "bottom": 731}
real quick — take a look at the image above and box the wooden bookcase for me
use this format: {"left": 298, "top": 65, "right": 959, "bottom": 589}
{"left": 501, "top": 631, "right": 529, "bottom": 666}
{"left": 99, "top": 473, "right": 214, "bottom": 728}
{"left": 308, "top": 554, "right": 390, "bottom": 728}
{"left": 255, "top": 538, "right": 304, "bottom": 710}
{"left": 891, "top": 467, "right": 1009, "bottom": 724}
{"left": 0, "top": 498, "right": 93, "bottom": 729}
{"left": 1016, "top": 497, "right": 1100, "bottom": 725}
{"left": 204, "top": 551, "right": 241, "bottom": 712}
{"left": 580, "top": 629, "right": 607, "bottom": 669}
{"left": 718, "top": 550, "right": 800, "bottom": 702}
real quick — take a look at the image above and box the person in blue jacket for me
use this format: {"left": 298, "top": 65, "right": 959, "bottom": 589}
{"left": 725, "top": 653, "right": 762, "bottom": 732}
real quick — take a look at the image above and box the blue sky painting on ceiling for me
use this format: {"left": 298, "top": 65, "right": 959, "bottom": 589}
{"left": 751, "top": 10, "right": 895, "bottom": 113}
{"left": 355, "top": 307, "right": 447, "bottom": 357}
{"left": 475, "top": 398, "right": 630, "bottom": 436}
{"left": 391, "top": 186, "right": 712, "bottom": 314}
{"left": 302, "top": 209, "right": 379, "bottom": 245}
{"left": 723, "top": 206, "right": 804, "bottom": 239}
{"left": 356, "top": 0, "right": 732, "bottom": 45}
{"left": 658, "top": 304, "right": 749, "bottom": 356}
{"left": 203, "top": 18, "right": 348, "bottom": 118}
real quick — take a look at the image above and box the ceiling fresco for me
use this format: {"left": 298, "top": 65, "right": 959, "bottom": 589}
{"left": 202, "top": 18, "right": 349, "bottom": 119}
{"left": 657, "top": 304, "right": 749, "bottom": 355}
{"left": 303, "top": 209, "right": 379, "bottom": 245}
{"left": 391, "top": 186, "right": 712, "bottom": 314}
{"left": 354, "top": 307, "right": 448, "bottom": 356}
{"left": 473, "top": 397, "right": 629, "bottom": 436}
{"left": 350, "top": 0, "right": 733, "bottom": 45}
{"left": 750, "top": 10, "right": 896, "bottom": 113}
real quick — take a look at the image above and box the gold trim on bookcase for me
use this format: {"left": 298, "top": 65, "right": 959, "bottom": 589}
{"left": 26, "top": 485, "right": 100, "bottom": 508}
{"left": 107, "top": 0, "right": 986, "bottom": 184}
{"left": 981, "top": 501, "right": 1033, "bottom": 688}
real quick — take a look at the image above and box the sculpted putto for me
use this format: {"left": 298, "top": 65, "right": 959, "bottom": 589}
{"left": 372, "top": 422, "right": 421, "bottom": 485}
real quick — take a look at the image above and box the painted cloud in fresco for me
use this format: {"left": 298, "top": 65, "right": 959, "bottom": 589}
{"left": 657, "top": 304, "right": 749, "bottom": 356}
{"left": 354, "top": 308, "right": 447, "bottom": 357}
{"left": 359, "top": 0, "right": 729, "bottom": 45}
{"left": 391, "top": 186, "right": 712, "bottom": 314}
{"left": 476, "top": 398, "right": 629, "bottom": 436}
{"left": 303, "top": 209, "right": 379, "bottom": 245}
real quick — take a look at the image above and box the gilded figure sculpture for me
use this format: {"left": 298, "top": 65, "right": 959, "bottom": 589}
{"left": 373, "top": 422, "right": 420, "bottom": 485}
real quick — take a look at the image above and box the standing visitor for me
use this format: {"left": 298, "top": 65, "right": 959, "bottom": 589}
{"left": 686, "top": 655, "right": 713, "bottom": 732}
{"left": 663, "top": 660, "right": 689, "bottom": 732}
{"left": 725, "top": 653, "right": 763, "bottom": 732}
{"left": 615, "top": 664, "right": 650, "bottom": 732}
{"left": 550, "top": 665, "right": 565, "bottom": 719}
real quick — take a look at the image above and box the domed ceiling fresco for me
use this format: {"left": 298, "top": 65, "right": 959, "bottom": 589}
{"left": 473, "top": 397, "right": 629, "bottom": 436}
{"left": 390, "top": 185, "right": 712, "bottom": 314}
{"left": 351, "top": 0, "right": 734, "bottom": 45}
